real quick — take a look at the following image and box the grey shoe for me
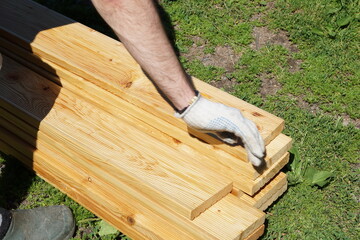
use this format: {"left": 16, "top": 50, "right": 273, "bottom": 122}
{"left": 2, "top": 205, "right": 75, "bottom": 240}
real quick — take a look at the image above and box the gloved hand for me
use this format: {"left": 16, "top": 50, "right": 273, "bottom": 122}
{"left": 176, "top": 93, "right": 265, "bottom": 166}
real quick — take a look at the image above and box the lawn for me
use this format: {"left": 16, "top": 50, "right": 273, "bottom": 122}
{"left": 0, "top": 0, "right": 359, "bottom": 239}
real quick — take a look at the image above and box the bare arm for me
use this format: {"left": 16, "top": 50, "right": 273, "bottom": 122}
{"left": 91, "top": 0, "right": 195, "bottom": 111}
{"left": 91, "top": 0, "right": 265, "bottom": 165}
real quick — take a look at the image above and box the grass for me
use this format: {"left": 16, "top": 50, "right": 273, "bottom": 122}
{"left": 1, "top": 0, "right": 359, "bottom": 239}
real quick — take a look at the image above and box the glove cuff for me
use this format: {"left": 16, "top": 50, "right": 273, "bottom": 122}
{"left": 174, "top": 90, "right": 201, "bottom": 118}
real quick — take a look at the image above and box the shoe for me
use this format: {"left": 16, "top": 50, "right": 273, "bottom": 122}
{"left": 2, "top": 205, "right": 75, "bottom": 240}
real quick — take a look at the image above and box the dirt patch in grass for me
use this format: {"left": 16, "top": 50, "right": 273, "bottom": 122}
{"left": 294, "top": 94, "right": 360, "bottom": 128}
{"left": 249, "top": 26, "right": 303, "bottom": 99}
{"left": 183, "top": 36, "right": 241, "bottom": 92}
{"left": 340, "top": 115, "right": 360, "bottom": 129}
{"left": 260, "top": 73, "right": 282, "bottom": 97}
{"left": 250, "top": 26, "right": 299, "bottom": 53}
{"left": 249, "top": 26, "right": 302, "bottom": 74}
{"left": 183, "top": 36, "right": 241, "bottom": 72}
{"left": 288, "top": 58, "right": 302, "bottom": 73}
{"left": 296, "top": 94, "right": 321, "bottom": 115}
{"left": 209, "top": 76, "right": 238, "bottom": 92}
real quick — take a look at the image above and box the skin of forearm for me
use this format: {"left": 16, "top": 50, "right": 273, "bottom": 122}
{"left": 91, "top": 0, "right": 196, "bottom": 110}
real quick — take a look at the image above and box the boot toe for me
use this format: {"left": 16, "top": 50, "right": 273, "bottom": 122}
{"left": 4, "top": 205, "right": 75, "bottom": 240}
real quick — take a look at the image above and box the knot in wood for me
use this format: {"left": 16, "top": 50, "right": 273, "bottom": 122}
{"left": 126, "top": 216, "right": 135, "bottom": 225}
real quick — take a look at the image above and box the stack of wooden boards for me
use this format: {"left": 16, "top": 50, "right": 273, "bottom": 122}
{"left": 0, "top": 0, "right": 293, "bottom": 239}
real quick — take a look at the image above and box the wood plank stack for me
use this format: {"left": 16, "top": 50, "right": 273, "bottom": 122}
{"left": 0, "top": 0, "right": 292, "bottom": 239}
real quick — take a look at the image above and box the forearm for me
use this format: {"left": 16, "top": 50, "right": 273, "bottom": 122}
{"left": 91, "top": 0, "right": 195, "bottom": 110}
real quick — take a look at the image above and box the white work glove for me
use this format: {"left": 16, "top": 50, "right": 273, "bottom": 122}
{"left": 176, "top": 93, "right": 265, "bottom": 166}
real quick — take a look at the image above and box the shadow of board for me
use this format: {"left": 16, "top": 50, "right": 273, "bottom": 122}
{"left": 0, "top": 0, "right": 187, "bottom": 209}
{"left": 0, "top": 0, "right": 184, "bottom": 208}
{"left": 0, "top": 0, "right": 74, "bottom": 209}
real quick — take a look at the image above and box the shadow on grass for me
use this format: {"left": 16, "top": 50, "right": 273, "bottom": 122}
{"left": 0, "top": 153, "right": 35, "bottom": 209}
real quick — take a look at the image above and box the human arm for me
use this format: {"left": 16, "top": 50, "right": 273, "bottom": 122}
{"left": 91, "top": 0, "right": 265, "bottom": 165}
{"left": 91, "top": 0, "right": 195, "bottom": 111}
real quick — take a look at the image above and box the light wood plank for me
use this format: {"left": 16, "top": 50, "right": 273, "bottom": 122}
{"left": 0, "top": 101, "right": 289, "bottom": 197}
{"left": 0, "top": 126, "right": 265, "bottom": 240}
{"left": 234, "top": 152, "right": 289, "bottom": 195}
{"left": 0, "top": 55, "right": 233, "bottom": 220}
{"left": 0, "top": 129, "right": 215, "bottom": 240}
{"left": 0, "top": 102, "right": 290, "bottom": 196}
{"left": 0, "top": 43, "right": 292, "bottom": 182}
{"left": 0, "top": 54, "right": 290, "bottom": 196}
{"left": 243, "top": 225, "right": 265, "bottom": 240}
{"left": 0, "top": 0, "right": 284, "bottom": 150}
{"left": 233, "top": 172, "right": 288, "bottom": 210}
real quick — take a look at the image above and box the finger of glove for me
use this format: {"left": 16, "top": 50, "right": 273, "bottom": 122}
{"left": 214, "top": 132, "right": 239, "bottom": 145}
{"left": 245, "top": 146, "right": 263, "bottom": 166}
{"left": 234, "top": 119, "right": 265, "bottom": 159}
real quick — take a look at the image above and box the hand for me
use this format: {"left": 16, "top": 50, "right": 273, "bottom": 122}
{"left": 176, "top": 93, "right": 265, "bottom": 166}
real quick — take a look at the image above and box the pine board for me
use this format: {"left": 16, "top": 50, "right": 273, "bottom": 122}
{"left": 0, "top": 55, "right": 233, "bottom": 220}
{"left": 0, "top": 0, "right": 284, "bottom": 151}
{"left": 233, "top": 172, "right": 288, "bottom": 211}
{"left": 0, "top": 127, "right": 265, "bottom": 240}
{"left": 0, "top": 37, "right": 292, "bottom": 184}
{"left": 243, "top": 225, "right": 265, "bottom": 240}
{"left": 0, "top": 40, "right": 292, "bottom": 184}
{"left": 0, "top": 54, "right": 290, "bottom": 195}
{"left": 0, "top": 112, "right": 286, "bottom": 213}
{"left": 0, "top": 36, "right": 292, "bottom": 181}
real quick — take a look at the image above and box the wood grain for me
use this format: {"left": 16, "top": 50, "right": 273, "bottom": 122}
{"left": 0, "top": 108, "right": 287, "bottom": 210}
{"left": 0, "top": 126, "right": 265, "bottom": 240}
{"left": 0, "top": 111, "right": 286, "bottom": 213}
{"left": 243, "top": 225, "right": 265, "bottom": 240}
{"left": 0, "top": 54, "right": 290, "bottom": 196}
{"left": 0, "top": 0, "right": 284, "bottom": 149}
{"left": 0, "top": 55, "right": 233, "bottom": 220}
{"left": 0, "top": 1, "right": 292, "bottom": 238}
{"left": 233, "top": 172, "right": 288, "bottom": 210}
{"left": 0, "top": 39, "right": 292, "bottom": 183}
{"left": 234, "top": 152, "right": 289, "bottom": 195}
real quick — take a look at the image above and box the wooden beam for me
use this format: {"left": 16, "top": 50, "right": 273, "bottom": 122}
{"left": 0, "top": 126, "right": 265, "bottom": 240}
{"left": 0, "top": 27, "right": 291, "bottom": 183}
{"left": 0, "top": 54, "right": 290, "bottom": 195}
{"left": 0, "top": 55, "right": 233, "bottom": 220}
{"left": 0, "top": 40, "right": 292, "bottom": 184}
{"left": 0, "top": 39, "right": 293, "bottom": 177}
{"left": 0, "top": 111, "right": 285, "bottom": 214}
{"left": 243, "top": 225, "right": 265, "bottom": 240}
{"left": 0, "top": 102, "right": 289, "bottom": 196}
{"left": 0, "top": 0, "right": 284, "bottom": 150}
{"left": 233, "top": 172, "right": 288, "bottom": 210}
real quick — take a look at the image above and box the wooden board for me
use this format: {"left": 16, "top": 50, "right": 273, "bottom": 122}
{"left": 0, "top": 127, "right": 265, "bottom": 240}
{"left": 0, "top": 0, "right": 284, "bottom": 151}
{"left": 0, "top": 103, "right": 290, "bottom": 196}
{"left": 243, "top": 225, "right": 265, "bottom": 240}
{"left": 0, "top": 55, "right": 233, "bottom": 220}
{"left": 0, "top": 36, "right": 292, "bottom": 181}
{"left": 0, "top": 40, "right": 292, "bottom": 183}
{"left": 0, "top": 54, "right": 290, "bottom": 195}
{"left": 0, "top": 112, "right": 286, "bottom": 213}
{"left": 0, "top": 102, "right": 289, "bottom": 196}
{"left": 233, "top": 172, "right": 288, "bottom": 211}
{"left": 0, "top": 44, "right": 285, "bottom": 191}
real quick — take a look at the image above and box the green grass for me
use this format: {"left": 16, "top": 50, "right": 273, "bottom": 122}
{"left": 1, "top": 0, "right": 359, "bottom": 239}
